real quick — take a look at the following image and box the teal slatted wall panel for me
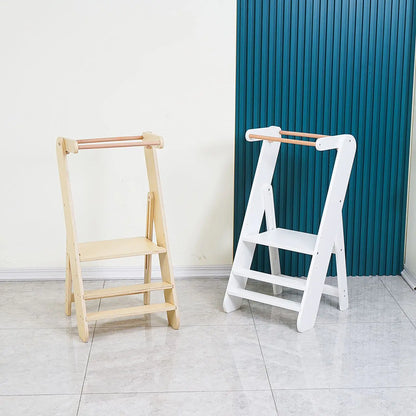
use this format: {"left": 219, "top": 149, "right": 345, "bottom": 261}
{"left": 235, "top": 0, "right": 416, "bottom": 276}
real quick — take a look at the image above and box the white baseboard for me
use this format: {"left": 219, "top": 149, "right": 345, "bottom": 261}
{"left": 401, "top": 265, "right": 416, "bottom": 290}
{"left": 0, "top": 265, "right": 232, "bottom": 281}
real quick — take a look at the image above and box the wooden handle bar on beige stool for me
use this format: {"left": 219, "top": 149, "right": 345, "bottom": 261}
{"left": 56, "top": 132, "right": 179, "bottom": 342}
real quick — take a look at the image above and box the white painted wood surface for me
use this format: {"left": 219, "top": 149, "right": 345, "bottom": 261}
{"left": 224, "top": 126, "right": 356, "bottom": 332}
{"left": 263, "top": 184, "right": 282, "bottom": 295}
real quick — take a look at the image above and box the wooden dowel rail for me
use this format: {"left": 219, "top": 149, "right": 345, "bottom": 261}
{"left": 77, "top": 141, "right": 160, "bottom": 150}
{"left": 280, "top": 130, "right": 325, "bottom": 139}
{"left": 63, "top": 132, "right": 163, "bottom": 153}
{"left": 77, "top": 135, "right": 144, "bottom": 144}
{"left": 249, "top": 134, "right": 317, "bottom": 147}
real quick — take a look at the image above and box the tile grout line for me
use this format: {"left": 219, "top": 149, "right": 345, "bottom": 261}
{"left": 4, "top": 317, "right": 415, "bottom": 331}
{"left": 70, "top": 389, "right": 289, "bottom": 395}
{"left": 268, "top": 385, "right": 416, "bottom": 391}
{"left": 75, "top": 281, "right": 104, "bottom": 416}
{"left": 75, "top": 321, "right": 97, "bottom": 415}
{"left": 72, "top": 384, "right": 416, "bottom": 394}
{"left": 1, "top": 319, "right": 415, "bottom": 331}
{"left": 248, "top": 300, "right": 280, "bottom": 416}
{"left": 2, "top": 384, "right": 416, "bottom": 398}
{"left": 0, "top": 394, "right": 81, "bottom": 397}
{"left": 380, "top": 278, "right": 416, "bottom": 330}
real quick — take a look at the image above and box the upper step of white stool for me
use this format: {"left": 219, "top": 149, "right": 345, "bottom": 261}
{"left": 243, "top": 228, "right": 336, "bottom": 255}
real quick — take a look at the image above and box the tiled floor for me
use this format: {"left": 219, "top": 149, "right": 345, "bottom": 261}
{"left": 1, "top": 276, "right": 416, "bottom": 415}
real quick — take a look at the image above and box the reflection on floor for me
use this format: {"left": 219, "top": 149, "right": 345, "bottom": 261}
{"left": 1, "top": 275, "right": 416, "bottom": 415}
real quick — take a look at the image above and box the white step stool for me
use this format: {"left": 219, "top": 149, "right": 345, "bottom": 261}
{"left": 223, "top": 126, "right": 356, "bottom": 332}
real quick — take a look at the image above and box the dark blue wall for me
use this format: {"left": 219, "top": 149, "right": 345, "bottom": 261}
{"left": 235, "top": 0, "right": 416, "bottom": 276}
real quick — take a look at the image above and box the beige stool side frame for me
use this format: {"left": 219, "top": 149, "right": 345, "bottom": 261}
{"left": 56, "top": 138, "right": 89, "bottom": 341}
{"left": 56, "top": 134, "right": 179, "bottom": 342}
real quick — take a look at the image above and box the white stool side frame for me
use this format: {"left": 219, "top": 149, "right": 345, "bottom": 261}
{"left": 224, "top": 126, "right": 356, "bottom": 332}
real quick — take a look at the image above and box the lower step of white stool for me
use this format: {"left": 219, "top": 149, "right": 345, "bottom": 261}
{"left": 227, "top": 288, "right": 301, "bottom": 312}
{"left": 233, "top": 268, "right": 339, "bottom": 298}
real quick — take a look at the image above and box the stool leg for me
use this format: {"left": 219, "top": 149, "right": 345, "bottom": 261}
{"left": 70, "top": 253, "right": 89, "bottom": 342}
{"left": 144, "top": 255, "right": 152, "bottom": 305}
{"left": 158, "top": 251, "right": 179, "bottom": 329}
{"left": 65, "top": 253, "right": 72, "bottom": 316}
{"left": 335, "top": 223, "right": 348, "bottom": 311}
{"left": 144, "top": 192, "right": 154, "bottom": 305}
{"left": 145, "top": 148, "right": 180, "bottom": 329}
{"left": 264, "top": 185, "right": 283, "bottom": 295}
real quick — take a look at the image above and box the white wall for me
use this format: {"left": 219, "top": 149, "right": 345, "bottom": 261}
{"left": 0, "top": 1, "right": 236, "bottom": 270}
{"left": 405, "top": 53, "right": 416, "bottom": 278}
{"left": 406, "top": 142, "right": 416, "bottom": 276}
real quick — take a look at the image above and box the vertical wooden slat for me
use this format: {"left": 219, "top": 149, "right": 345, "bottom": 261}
{"left": 356, "top": 0, "right": 369, "bottom": 276}
{"left": 363, "top": 0, "right": 379, "bottom": 274}
{"left": 235, "top": 0, "right": 416, "bottom": 276}
{"left": 288, "top": 0, "right": 299, "bottom": 275}
{"left": 397, "top": 0, "right": 416, "bottom": 270}
{"left": 298, "top": 0, "right": 309, "bottom": 276}
{"left": 233, "top": 0, "right": 247, "bottom": 254}
{"left": 384, "top": 0, "right": 400, "bottom": 275}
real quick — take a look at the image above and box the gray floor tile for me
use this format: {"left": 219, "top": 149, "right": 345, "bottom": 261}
{"left": 380, "top": 275, "right": 415, "bottom": 296}
{"left": 96, "top": 278, "right": 252, "bottom": 329}
{"left": 273, "top": 388, "right": 416, "bottom": 416}
{"left": 0, "top": 281, "right": 103, "bottom": 329}
{"left": 0, "top": 395, "right": 79, "bottom": 416}
{"left": 84, "top": 325, "right": 269, "bottom": 393}
{"left": 248, "top": 276, "right": 407, "bottom": 327}
{"left": 2, "top": 275, "right": 416, "bottom": 415}
{"left": 381, "top": 275, "right": 416, "bottom": 324}
{"left": 175, "top": 278, "right": 253, "bottom": 326}
{"left": 0, "top": 328, "right": 91, "bottom": 394}
{"left": 78, "top": 391, "right": 277, "bottom": 416}
{"left": 257, "top": 321, "right": 416, "bottom": 389}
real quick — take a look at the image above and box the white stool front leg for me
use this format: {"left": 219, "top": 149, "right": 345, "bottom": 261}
{"left": 263, "top": 184, "right": 283, "bottom": 295}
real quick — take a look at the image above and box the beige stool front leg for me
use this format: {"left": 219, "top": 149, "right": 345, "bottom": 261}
{"left": 65, "top": 253, "right": 72, "bottom": 316}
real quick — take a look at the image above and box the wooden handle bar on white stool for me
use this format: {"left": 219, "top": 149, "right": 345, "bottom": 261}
{"left": 248, "top": 130, "right": 326, "bottom": 147}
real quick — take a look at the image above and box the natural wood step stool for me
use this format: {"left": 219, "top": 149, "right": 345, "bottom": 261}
{"left": 223, "top": 126, "right": 356, "bottom": 332}
{"left": 57, "top": 132, "right": 179, "bottom": 342}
